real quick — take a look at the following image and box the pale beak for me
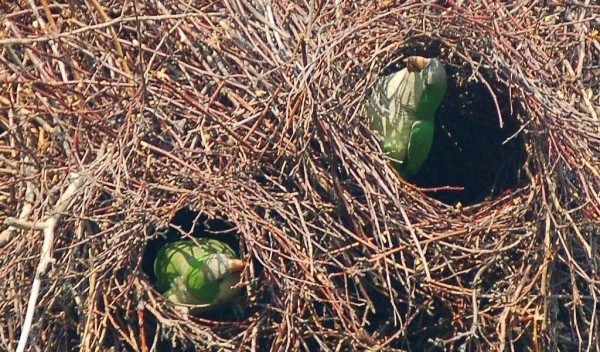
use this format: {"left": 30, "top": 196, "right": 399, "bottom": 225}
{"left": 229, "top": 259, "right": 245, "bottom": 273}
{"left": 406, "top": 56, "right": 430, "bottom": 73}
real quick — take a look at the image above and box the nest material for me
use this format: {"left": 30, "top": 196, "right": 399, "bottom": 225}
{"left": 1, "top": 1, "right": 599, "bottom": 351}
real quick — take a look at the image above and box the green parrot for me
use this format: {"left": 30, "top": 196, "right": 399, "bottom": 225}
{"left": 365, "top": 56, "right": 447, "bottom": 177}
{"left": 153, "top": 239, "right": 244, "bottom": 310}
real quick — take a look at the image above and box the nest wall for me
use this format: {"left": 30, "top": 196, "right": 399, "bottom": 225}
{"left": 0, "top": 1, "right": 598, "bottom": 351}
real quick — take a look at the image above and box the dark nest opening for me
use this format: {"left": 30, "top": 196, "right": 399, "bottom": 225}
{"left": 1, "top": 2, "right": 598, "bottom": 352}
{"left": 141, "top": 209, "right": 247, "bottom": 321}
{"left": 380, "top": 41, "right": 528, "bottom": 205}
{"left": 419, "top": 65, "right": 528, "bottom": 206}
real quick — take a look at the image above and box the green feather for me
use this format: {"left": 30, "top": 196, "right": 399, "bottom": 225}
{"left": 366, "top": 56, "right": 447, "bottom": 177}
{"left": 153, "top": 239, "right": 243, "bottom": 309}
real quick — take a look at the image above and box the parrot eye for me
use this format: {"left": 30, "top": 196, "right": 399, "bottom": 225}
{"left": 216, "top": 277, "right": 225, "bottom": 283}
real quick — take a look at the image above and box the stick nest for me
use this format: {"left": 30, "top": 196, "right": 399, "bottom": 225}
{"left": 1, "top": 1, "right": 598, "bottom": 351}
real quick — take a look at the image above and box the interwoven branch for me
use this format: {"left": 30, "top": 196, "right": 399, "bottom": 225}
{"left": 0, "top": 1, "right": 598, "bottom": 351}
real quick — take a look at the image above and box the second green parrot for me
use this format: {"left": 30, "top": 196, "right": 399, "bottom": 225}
{"left": 365, "top": 56, "right": 447, "bottom": 177}
{"left": 153, "top": 239, "right": 244, "bottom": 311}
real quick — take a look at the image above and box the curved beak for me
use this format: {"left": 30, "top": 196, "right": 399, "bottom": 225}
{"left": 406, "top": 56, "right": 430, "bottom": 73}
{"left": 229, "top": 259, "right": 245, "bottom": 273}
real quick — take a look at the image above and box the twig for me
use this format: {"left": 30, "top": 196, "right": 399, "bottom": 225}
{"left": 0, "top": 157, "right": 35, "bottom": 247}
{"left": 14, "top": 174, "right": 87, "bottom": 352}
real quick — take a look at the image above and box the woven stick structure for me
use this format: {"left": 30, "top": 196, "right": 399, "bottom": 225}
{"left": 1, "top": 1, "right": 598, "bottom": 351}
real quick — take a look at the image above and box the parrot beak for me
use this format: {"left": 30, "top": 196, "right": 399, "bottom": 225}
{"left": 229, "top": 259, "right": 245, "bottom": 273}
{"left": 406, "top": 56, "right": 430, "bottom": 73}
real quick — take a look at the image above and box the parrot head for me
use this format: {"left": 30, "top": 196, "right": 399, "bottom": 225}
{"left": 408, "top": 56, "right": 447, "bottom": 117}
{"left": 180, "top": 251, "right": 244, "bottom": 306}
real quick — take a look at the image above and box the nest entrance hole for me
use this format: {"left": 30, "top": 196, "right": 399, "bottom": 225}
{"left": 141, "top": 208, "right": 245, "bottom": 321}
{"left": 415, "top": 63, "right": 527, "bottom": 205}
{"left": 382, "top": 43, "right": 528, "bottom": 206}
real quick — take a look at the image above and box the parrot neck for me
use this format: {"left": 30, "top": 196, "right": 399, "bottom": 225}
{"left": 415, "top": 83, "right": 445, "bottom": 119}
{"left": 415, "top": 59, "right": 447, "bottom": 119}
